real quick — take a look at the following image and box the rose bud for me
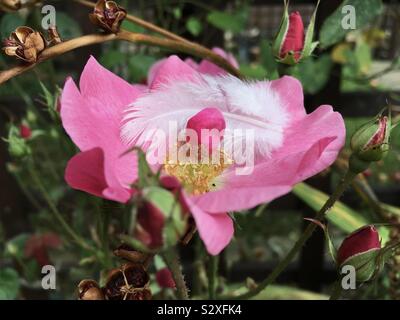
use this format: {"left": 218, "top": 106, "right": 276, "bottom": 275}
{"left": 104, "top": 263, "right": 151, "bottom": 300}
{"left": 272, "top": 1, "right": 319, "bottom": 65}
{"left": 0, "top": 0, "right": 21, "bottom": 12}
{"left": 78, "top": 280, "right": 105, "bottom": 300}
{"left": 89, "top": 0, "right": 127, "bottom": 34}
{"left": 2, "top": 26, "right": 46, "bottom": 63}
{"left": 350, "top": 110, "right": 391, "bottom": 173}
{"left": 156, "top": 268, "right": 176, "bottom": 289}
{"left": 19, "top": 124, "right": 32, "bottom": 139}
{"left": 337, "top": 225, "right": 382, "bottom": 282}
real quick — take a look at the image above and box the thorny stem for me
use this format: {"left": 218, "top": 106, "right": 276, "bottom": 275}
{"left": 230, "top": 170, "right": 357, "bottom": 300}
{"left": 162, "top": 247, "right": 189, "bottom": 300}
{"left": 0, "top": 30, "right": 241, "bottom": 85}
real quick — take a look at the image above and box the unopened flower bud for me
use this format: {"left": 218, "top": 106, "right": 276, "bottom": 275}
{"left": 273, "top": 2, "right": 319, "bottom": 65}
{"left": 89, "top": 0, "right": 127, "bottom": 34}
{"left": 19, "top": 124, "right": 32, "bottom": 139}
{"left": 2, "top": 27, "right": 46, "bottom": 63}
{"left": 337, "top": 225, "right": 381, "bottom": 282}
{"left": 78, "top": 280, "right": 105, "bottom": 300}
{"left": 135, "top": 201, "right": 165, "bottom": 250}
{"left": 0, "top": 0, "right": 21, "bottom": 12}
{"left": 156, "top": 268, "right": 176, "bottom": 289}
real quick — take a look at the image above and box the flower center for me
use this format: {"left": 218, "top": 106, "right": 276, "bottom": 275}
{"left": 163, "top": 143, "right": 232, "bottom": 195}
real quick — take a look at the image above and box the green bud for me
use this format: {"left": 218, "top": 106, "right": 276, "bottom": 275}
{"left": 350, "top": 112, "right": 391, "bottom": 163}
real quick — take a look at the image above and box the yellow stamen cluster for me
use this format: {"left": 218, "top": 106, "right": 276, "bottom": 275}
{"left": 164, "top": 143, "right": 232, "bottom": 195}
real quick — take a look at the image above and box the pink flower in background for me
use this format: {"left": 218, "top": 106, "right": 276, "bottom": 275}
{"left": 61, "top": 52, "right": 345, "bottom": 256}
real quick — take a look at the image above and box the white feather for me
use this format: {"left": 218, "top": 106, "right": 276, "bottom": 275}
{"left": 121, "top": 74, "right": 289, "bottom": 157}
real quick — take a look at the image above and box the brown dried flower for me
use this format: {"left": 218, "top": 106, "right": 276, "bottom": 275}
{"left": 78, "top": 280, "right": 105, "bottom": 300}
{"left": 0, "top": 0, "right": 21, "bottom": 12}
{"left": 2, "top": 26, "right": 46, "bottom": 63}
{"left": 113, "top": 244, "right": 151, "bottom": 267}
{"left": 104, "top": 263, "right": 151, "bottom": 300}
{"left": 89, "top": 0, "right": 127, "bottom": 34}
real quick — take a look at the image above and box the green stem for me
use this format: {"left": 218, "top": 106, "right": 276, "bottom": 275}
{"left": 329, "top": 280, "right": 343, "bottom": 300}
{"left": 162, "top": 247, "right": 189, "bottom": 300}
{"left": 231, "top": 170, "right": 357, "bottom": 300}
{"left": 28, "top": 163, "right": 95, "bottom": 252}
{"left": 208, "top": 255, "right": 219, "bottom": 300}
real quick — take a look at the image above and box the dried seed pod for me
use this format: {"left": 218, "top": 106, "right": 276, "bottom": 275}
{"left": 89, "top": 0, "right": 127, "bottom": 34}
{"left": 113, "top": 244, "right": 150, "bottom": 266}
{"left": 2, "top": 26, "right": 46, "bottom": 63}
{"left": 104, "top": 263, "right": 151, "bottom": 300}
{"left": 0, "top": 0, "right": 22, "bottom": 12}
{"left": 78, "top": 280, "right": 105, "bottom": 300}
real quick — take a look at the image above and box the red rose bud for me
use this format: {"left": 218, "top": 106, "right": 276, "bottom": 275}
{"left": 19, "top": 124, "right": 32, "bottom": 139}
{"left": 280, "top": 12, "right": 304, "bottom": 62}
{"left": 156, "top": 268, "right": 176, "bottom": 289}
{"left": 337, "top": 225, "right": 381, "bottom": 282}
{"left": 273, "top": 1, "right": 319, "bottom": 65}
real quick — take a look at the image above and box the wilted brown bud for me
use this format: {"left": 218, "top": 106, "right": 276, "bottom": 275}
{"left": 104, "top": 263, "right": 151, "bottom": 300}
{"left": 89, "top": 0, "right": 127, "bottom": 34}
{"left": 0, "top": 0, "right": 21, "bottom": 12}
{"left": 2, "top": 27, "right": 46, "bottom": 63}
{"left": 78, "top": 280, "right": 105, "bottom": 300}
{"left": 113, "top": 244, "right": 151, "bottom": 266}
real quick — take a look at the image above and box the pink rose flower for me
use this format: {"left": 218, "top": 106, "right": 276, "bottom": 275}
{"left": 61, "top": 51, "right": 345, "bottom": 255}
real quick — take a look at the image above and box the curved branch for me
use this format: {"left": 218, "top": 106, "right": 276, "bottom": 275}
{"left": 0, "top": 30, "right": 241, "bottom": 85}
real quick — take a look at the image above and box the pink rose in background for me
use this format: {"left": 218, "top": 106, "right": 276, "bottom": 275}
{"left": 61, "top": 50, "right": 345, "bottom": 255}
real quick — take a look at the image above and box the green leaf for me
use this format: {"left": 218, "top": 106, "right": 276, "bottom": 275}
{"left": 239, "top": 64, "right": 267, "bottom": 80}
{"left": 129, "top": 54, "right": 157, "bottom": 83}
{"left": 0, "top": 268, "right": 20, "bottom": 300}
{"left": 260, "top": 40, "right": 279, "bottom": 79}
{"left": 290, "top": 54, "right": 333, "bottom": 94}
{"left": 56, "top": 12, "right": 82, "bottom": 39}
{"left": 186, "top": 17, "right": 202, "bottom": 37}
{"left": 292, "top": 182, "right": 369, "bottom": 233}
{"left": 99, "top": 50, "right": 126, "bottom": 69}
{"left": 0, "top": 13, "right": 25, "bottom": 38}
{"left": 207, "top": 8, "right": 248, "bottom": 33}
{"left": 121, "top": 20, "right": 146, "bottom": 33}
{"left": 319, "top": 0, "right": 383, "bottom": 48}
{"left": 4, "top": 234, "right": 29, "bottom": 260}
